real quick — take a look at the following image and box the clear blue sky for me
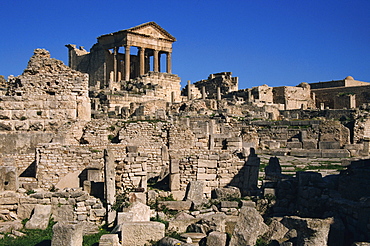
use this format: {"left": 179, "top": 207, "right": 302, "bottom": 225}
{"left": 1, "top": 0, "right": 369, "bottom": 89}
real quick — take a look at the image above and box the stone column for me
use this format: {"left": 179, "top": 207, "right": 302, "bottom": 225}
{"left": 153, "top": 49, "right": 159, "bottom": 72}
{"left": 187, "top": 80, "right": 191, "bottom": 101}
{"left": 125, "top": 45, "right": 131, "bottom": 81}
{"left": 139, "top": 47, "right": 145, "bottom": 76}
{"left": 202, "top": 86, "right": 206, "bottom": 99}
{"left": 217, "top": 87, "right": 221, "bottom": 100}
{"left": 104, "top": 149, "right": 116, "bottom": 225}
{"left": 166, "top": 52, "right": 172, "bottom": 73}
{"left": 113, "top": 47, "right": 118, "bottom": 82}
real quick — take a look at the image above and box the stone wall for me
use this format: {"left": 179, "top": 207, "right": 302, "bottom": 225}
{"left": 192, "top": 72, "right": 238, "bottom": 99}
{"left": 0, "top": 49, "right": 91, "bottom": 157}
{"left": 313, "top": 85, "right": 370, "bottom": 109}
{"left": 273, "top": 83, "right": 314, "bottom": 110}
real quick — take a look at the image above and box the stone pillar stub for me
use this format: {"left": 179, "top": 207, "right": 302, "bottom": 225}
{"left": 125, "top": 45, "right": 131, "bottom": 81}
{"left": 51, "top": 221, "right": 84, "bottom": 246}
{"left": 170, "top": 173, "right": 180, "bottom": 191}
{"left": 217, "top": 87, "right": 221, "bottom": 100}
{"left": 202, "top": 86, "right": 206, "bottom": 99}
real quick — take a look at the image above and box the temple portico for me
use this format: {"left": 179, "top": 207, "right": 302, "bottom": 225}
{"left": 66, "top": 22, "right": 176, "bottom": 87}
{"left": 66, "top": 22, "right": 181, "bottom": 104}
{"left": 96, "top": 21, "right": 176, "bottom": 83}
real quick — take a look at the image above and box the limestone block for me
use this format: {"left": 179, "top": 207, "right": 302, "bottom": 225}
{"left": 185, "top": 181, "right": 204, "bottom": 201}
{"left": 212, "top": 186, "right": 241, "bottom": 200}
{"left": 52, "top": 221, "right": 84, "bottom": 246}
{"left": 99, "top": 234, "right": 120, "bottom": 246}
{"left": 229, "top": 206, "right": 268, "bottom": 246}
{"left": 117, "top": 212, "right": 134, "bottom": 225}
{"left": 17, "top": 204, "right": 36, "bottom": 220}
{"left": 206, "top": 231, "right": 227, "bottom": 246}
{"left": 220, "top": 201, "right": 239, "bottom": 208}
{"left": 121, "top": 221, "right": 165, "bottom": 246}
{"left": 170, "top": 159, "right": 179, "bottom": 174}
{"left": 321, "top": 149, "right": 350, "bottom": 158}
{"left": 157, "top": 201, "right": 192, "bottom": 211}
{"left": 123, "top": 201, "right": 150, "bottom": 221}
{"left": 264, "top": 219, "right": 289, "bottom": 242}
{"left": 25, "top": 204, "right": 52, "bottom": 230}
{"left": 0, "top": 166, "right": 18, "bottom": 192}
{"left": 198, "top": 159, "right": 217, "bottom": 168}
{"left": 52, "top": 205, "right": 75, "bottom": 222}
{"left": 197, "top": 174, "right": 217, "bottom": 180}
{"left": 170, "top": 173, "right": 180, "bottom": 191}
{"left": 281, "top": 216, "right": 333, "bottom": 246}
{"left": 286, "top": 142, "right": 302, "bottom": 149}
{"left": 302, "top": 140, "right": 317, "bottom": 149}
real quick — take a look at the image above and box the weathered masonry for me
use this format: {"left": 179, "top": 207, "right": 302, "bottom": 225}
{"left": 66, "top": 22, "right": 176, "bottom": 89}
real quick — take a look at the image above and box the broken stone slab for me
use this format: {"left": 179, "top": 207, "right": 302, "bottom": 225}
{"left": 51, "top": 204, "right": 75, "bottom": 222}
{"left": 25, "top": 204, "right": 52, "bottom": 230}
{"left": 220, "top": 201, "right": 239, "bottom": 208}
{"left": 16, "top": 203, "right": 36, "bottom": 220}
{"left": 321, "top": 149, "right": 350, "bottom": 158}
{"left": 0, "top": 220, "right": 23, "bottom": 233}
{"left": 229, "top": 206, "right": 268, "bottom": 246}
{"left": 211, "top": 186, "right": 241, "bottom": 200}
{"left": 206, "top": 231, "right": 227, "bottom": 246}
{"left": 180, "top": 232, "right": 206, "bottom": 244}
{"left": 319, "top": 141, "right": 340, "bottom": 149}
{"left": 263, "top": 218, "right": 289, "bottom": 242}
{"left": 157, "top": 201, "right": 192, "bottom": 211}
{"left": 185, "top": 181, "right": 204, "bottom": 201}
{"left": 120, "top": 221, "right": 165, "bottom": 246}
{"left": 123, "top": 201, "right": 150, "bottom": 221}
{"left": 51, "top": 221, "right": 84, "bottom": 246}
{"left": 189, "top": 212, "right": 227, "bottom": 234}
{"left": 157, "top": 236, "right": 193, "bottom": 246}
{"left": 99, "top": 234, "right": 120, "bottom": 246}
{"left": 281, "top": 216, "right": 333, "bottom": 246}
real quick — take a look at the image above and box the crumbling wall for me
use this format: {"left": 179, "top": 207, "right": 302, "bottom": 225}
{"left": 313, "top": 85, "right": 370, "bottom": 109}
{"left": 192, "top": 72, "right": 238, "bottom": 99}
{"left": 0, "top": 49, "right": 91, "bottom": 142}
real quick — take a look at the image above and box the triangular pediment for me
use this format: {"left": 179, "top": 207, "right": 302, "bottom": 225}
{"left": 127, "top": 22, "right": 176, "bottom": 42}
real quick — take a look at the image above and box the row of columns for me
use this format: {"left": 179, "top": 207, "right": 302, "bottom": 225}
{"left": 112, "top": 46, "right": 172, "bottom": 82}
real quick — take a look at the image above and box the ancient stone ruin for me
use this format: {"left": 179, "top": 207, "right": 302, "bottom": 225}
{"left": 0, "top": 22, "right": 370, "bottom": 245}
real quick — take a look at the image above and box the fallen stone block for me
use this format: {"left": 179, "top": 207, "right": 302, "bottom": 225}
{"left": 25, "top": 204, "right": 52, "bottom": 230}
{"left": 157, "top": 201, "right": 192, "bottom": 211}
{"left": 51, "top": 221, "right": 84, "bottom": 246}
{"left": 206, "top": 231, "right": 227, "bottom": 246}
{"left": 121, "top": 221, "right": 165, "bottom": 246}
{"left": 99, "top": 234, "right": 120, "bottom": 246}
{"left": 229, "top": 206, "right": 268, "bottom": 246}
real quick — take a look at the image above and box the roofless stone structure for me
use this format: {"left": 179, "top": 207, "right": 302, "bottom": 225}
{"left": 66, "top": 22, "right": 176, "bottom": 88}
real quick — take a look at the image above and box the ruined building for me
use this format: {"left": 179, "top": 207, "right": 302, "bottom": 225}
{"left": 0, "top": 22, "right": 370, "bottom": 245}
